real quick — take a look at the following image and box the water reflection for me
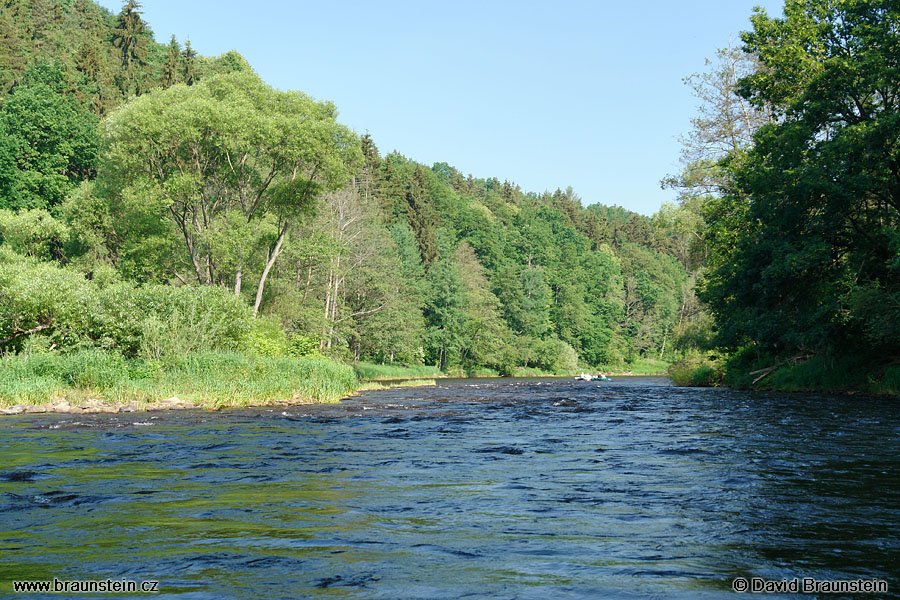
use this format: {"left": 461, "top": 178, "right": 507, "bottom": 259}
{"left": 0, "top": 378, "right": 897, "bottom": 599}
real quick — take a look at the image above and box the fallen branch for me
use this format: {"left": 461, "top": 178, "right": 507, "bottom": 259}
{"left": 749, "top": 364, "right": 781, "bottom": 376}
{"left": 334, "top": 302, "right": 387, "bottom": 324}
{"left": 0, "top": 323, "right": 52, "bottom": 345}
{"left": 751, "top": 365, "right": 779, "bottom": 384}
{"left": 749, "top": 353, "right": 815, "bottom": 384}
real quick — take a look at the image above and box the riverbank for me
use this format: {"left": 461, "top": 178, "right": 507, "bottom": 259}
{"left": 354, "top": 357, "right": 670, "bottom": 381}
{"left": 0, "top": 349, "right": 668, "bottom": 416}
{"left": 668, "top": 352, "right": 900, "bottom": 395}
{"left": 0, "top": 350, "right": 358, "bottom": 415}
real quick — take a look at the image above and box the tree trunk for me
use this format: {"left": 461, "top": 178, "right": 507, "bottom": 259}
{"left": 321, "top": 268, "right": 333, "bottom": 349}
{"left": 326, "top": 254, "right": 341, "bottom": 348}
{"left": 300, "top": 265, "right": 312, "bottom": 304}
{"left": 253, "top": 222, "right": 288, "bottom": 318}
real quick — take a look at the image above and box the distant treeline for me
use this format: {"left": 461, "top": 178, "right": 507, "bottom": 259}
{"left": 0, "top": 0, "right": 705, "bottom": 377}
{"left": 3, "top": 0, "right": 894, "bottom": 393}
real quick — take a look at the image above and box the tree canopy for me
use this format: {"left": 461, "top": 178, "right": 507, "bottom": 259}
{"left": 100, "top": 71, "right": 360, "bottom": 314}
{"left": 701, "top": 0, "right": 900, "bottom": 363}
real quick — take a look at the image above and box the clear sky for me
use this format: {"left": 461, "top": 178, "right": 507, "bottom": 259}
{"left": 98, "top": 0, "right": 784, "bottom": 215}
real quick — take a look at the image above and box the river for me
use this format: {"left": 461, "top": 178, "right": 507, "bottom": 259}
{"left": 1, "top": 377, "right": 898, "bottom": 599}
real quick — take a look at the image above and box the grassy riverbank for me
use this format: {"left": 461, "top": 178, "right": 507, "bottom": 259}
{"left": 354, "top": 362, "right": 444, "bottom": 381}
{"left": 354, "top": 358, "right": 670, "bottom": 381}
{"left": 668, "top": 350, "right": 900, "bottom": 395}
{"left": 356, "top": 379, "right": 437, "bottom": 391}
{"left": 0, "top": 350, "right": 357, "bottom": 412}
{"left": 0, "top": 349, "right": 670, "bottom": 415}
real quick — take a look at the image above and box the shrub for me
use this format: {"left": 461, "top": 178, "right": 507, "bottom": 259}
{"left": 690, "top": 364, "right": 721, "bottom": 386}
{"left": 876, "top": 366, "right": 900, "bottom": 394}
{"left": 0, "top": 248, "right": 252, "bottom": 358}
{"left": 243, "top": 317, "right": 322, "bottom": 358}
{"left": 0, "top": 208, "right": 70, "bottom": 260}
{"left": 668, "top": 356, "right": 723, "bottom": 387}
{"left": 287, "top": 333, "right": 320, "bottom": 358}
{"left": 529, "top": 337, "right": 579, "bottom": 373}
{"left": 243, "top": 316, "right": 291, "bottom": 357}
{"left": 0, "top": 247, "right": 95, "bottom": 351}
{"left": 128, "top": 285, "right": 252, "bottom": 358}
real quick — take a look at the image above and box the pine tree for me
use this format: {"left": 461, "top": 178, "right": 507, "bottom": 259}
{"left": 161, "top": 35, "right": 181, "bottom": 88}
{"left": 358, "top": 133, "right": 380, "bottom": 201}
{"left": 111, "top": 0, "right": 149, "bottom": 95}
{"left": 0, "top": 10, "right": 28, "bottom": 93}
{"left": 181, "top": 39, "right": 197, "bottom": 85}
{"left": 406, "top": 166, "right": 439, "bottom": 267}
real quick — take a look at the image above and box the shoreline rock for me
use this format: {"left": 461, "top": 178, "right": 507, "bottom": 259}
{"left": 0, "top": 394, "right": 327, "bottom": 416}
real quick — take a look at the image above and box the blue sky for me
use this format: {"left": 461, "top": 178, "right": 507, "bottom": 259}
{"left": 98, "top": 0, "right": 784, "bottom": 215}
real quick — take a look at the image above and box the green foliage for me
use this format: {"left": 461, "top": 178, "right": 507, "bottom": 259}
{"left": 0, "top": 350, "right": 357, "bottom": 407}
{"left": 0, "top": 62, "right": 98, "bottom": 211}
{"left": 62, "top": 180, "right": 176, "bottom": 282}
{"left": 618, "top": 243, "right": 685, "bottom": 361}
{"left": 356, "top": 379, "right": 436, "bottom": 391}
{"left": 151, "top": 353, "right": 357, "bottom": 405}
{"left": 701, "top": 0, "right": 900, "bottom": 368}
{"left": 101, "top": 70, "right": 361, "bottom": 314}
{"left": 243, "top": 316, "right": 292, "bottom": 358}
{"left": 765, "top": 356, "right": 869, "bottom": 392}
{"left": 128, "top": 285, "right": 252, "bottom": 359}
{"left": 0, "top": 248, "right": 251, "bottom": 356}
{"left": 529, "top": 337, "right": 579, "bottom": 374}
{"left": 722, "top": 349, "right": 875, "bottom": 393}
{"left": 22, "top": 348, "right": 128, "bottom": 389}
{"left": 353, "top": 362, "right": 443, "bottom": 380}
{"left": 0, "top": 0, "right": 703, "bottom": 385}
{"left": 593, "top": 356, "right": 670, "bottom": 375}
{"left": 243, "top": 316, "right": 321, "bottom": 359}
{"left": 0, "top": 208, "right": 69, "bottom": 259}
{"left": 111, "top": 0, "right": 151, "bottom": 95}
{"left": 288, "top": 334, "right": 320, "bottom": 358}
{"left": 875, "top": 367, "right": 900, "bottom": 395}
{"left": 669, "top": 357, "right": 723, "bottom": 387}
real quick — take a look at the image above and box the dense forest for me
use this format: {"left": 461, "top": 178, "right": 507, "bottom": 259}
{"left": 0, "top": 0, "right": 897, "bottom": 406}
{"left": 667, "top": 0, "right": 900, "bottom": 392}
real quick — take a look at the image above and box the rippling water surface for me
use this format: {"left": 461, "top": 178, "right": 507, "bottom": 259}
{"left": 1, "top": 377, "right": 898, "bottom": 599}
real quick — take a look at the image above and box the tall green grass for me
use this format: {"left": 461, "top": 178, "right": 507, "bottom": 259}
{"left": 356, "top": 379, "right": 437, "bottom": 392}
{"left": 354, "top": 362, "right": 443, "bottom": 380}
{"left": 596, "top": 357, "right": 670, "bottom": 376}
{"left": 0, "top": 350, "right": 357, "bottom": 408}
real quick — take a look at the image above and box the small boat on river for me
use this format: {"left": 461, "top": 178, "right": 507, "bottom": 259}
{"left": 574, "top": 373, "right": 612, "bottom": 382}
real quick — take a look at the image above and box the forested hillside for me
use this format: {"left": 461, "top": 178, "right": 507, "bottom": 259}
{"left": 0, "top": 0, "right": 705, "bottom": 397}
{"left": 6, "top": 0, "right": 892, "bottom": 405}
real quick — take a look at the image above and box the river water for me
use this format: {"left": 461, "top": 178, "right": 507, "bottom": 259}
{"left": 1, "top": 377, "right": 898, "bottom": 599}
